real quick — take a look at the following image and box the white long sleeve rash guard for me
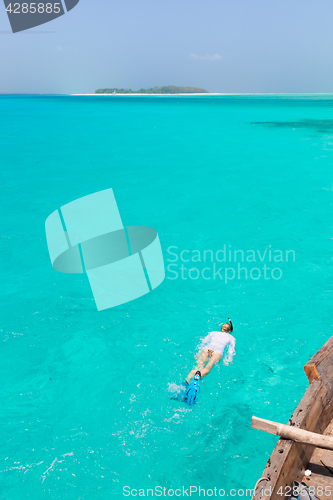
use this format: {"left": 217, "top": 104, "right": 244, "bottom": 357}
{"left": 199, "top": 331, "right": 236, "bottom": 363}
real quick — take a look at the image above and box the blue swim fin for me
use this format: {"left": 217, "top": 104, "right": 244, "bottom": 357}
{"left": 185, "top": 371, "right": 201, "bottom": 406}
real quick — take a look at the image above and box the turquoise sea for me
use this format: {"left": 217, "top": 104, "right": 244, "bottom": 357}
{"left": 1, "top": 95, "right": 333, "bottom": 499}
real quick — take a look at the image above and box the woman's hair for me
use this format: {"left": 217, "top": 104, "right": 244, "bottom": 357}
{"left": 222, "top": 318, "right": 233, "bottom": 332}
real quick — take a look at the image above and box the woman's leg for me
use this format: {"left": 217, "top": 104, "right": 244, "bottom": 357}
{"left": 200, "top": 352, "right": 222, "bottom": 378}
{"left": 186, "top": 349, "right": 209, "bottom": 383}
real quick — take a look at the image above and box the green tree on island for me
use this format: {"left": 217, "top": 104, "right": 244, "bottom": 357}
{"left": 95, "top": 86, "right": 209, "bottom": 94}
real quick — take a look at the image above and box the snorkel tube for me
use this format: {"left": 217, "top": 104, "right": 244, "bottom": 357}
{"left": 228, "top": 318, "right": 233, "bottom": 332}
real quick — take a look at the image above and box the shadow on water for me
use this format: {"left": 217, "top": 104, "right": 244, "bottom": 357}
{"left": 252, "top": 119, "right": 333, "bottom": 133}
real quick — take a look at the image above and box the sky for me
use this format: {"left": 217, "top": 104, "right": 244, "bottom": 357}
{"left": 1, "top": 0, "right": 333, "bottom": 94}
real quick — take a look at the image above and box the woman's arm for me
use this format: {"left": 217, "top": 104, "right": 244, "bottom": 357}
{"left": 198, "top": 332, "right": 212, "bottom": 351}
{"left": 224, "top": 336, "right": 236, "bottom": 365}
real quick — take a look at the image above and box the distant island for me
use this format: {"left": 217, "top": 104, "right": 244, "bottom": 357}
{"left": 95, "top": 86, "right": 209, "bottom": 94}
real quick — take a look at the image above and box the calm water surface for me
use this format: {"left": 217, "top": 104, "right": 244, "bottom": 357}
{"left": 1, "top": 95, "right": 333, "bottom": 498}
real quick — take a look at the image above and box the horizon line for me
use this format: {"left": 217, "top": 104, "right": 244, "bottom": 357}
{"left": 2, "top": 92, "right": 333, "bottom": 97}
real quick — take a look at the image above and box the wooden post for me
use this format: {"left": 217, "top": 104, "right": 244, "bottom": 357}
{"left": 252, "top": 416, "right": 333, "bottom": 451}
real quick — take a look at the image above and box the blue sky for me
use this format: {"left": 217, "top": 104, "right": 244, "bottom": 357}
{"left": 1, "top": 0, "right": 333, "bottom": 93}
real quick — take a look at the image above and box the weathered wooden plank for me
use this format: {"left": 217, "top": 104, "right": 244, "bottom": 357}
{"left": 253, "top": 417, "right": 333, "bottom": 451}
{"left": 253, "top": 334, "right": 333, "bottom": 500}
{"left": 301, "top": 420, "right": 333, "bottom": 494}
{"left": 253, "top": 379, "right": 328, "bottom": 499}
{"left": 304, "top": 336, "right": 333, "bottom": 387}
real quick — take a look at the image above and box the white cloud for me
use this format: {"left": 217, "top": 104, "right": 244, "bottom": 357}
{"left": 190, "top": 53, "right": 222, "bottom": 61}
